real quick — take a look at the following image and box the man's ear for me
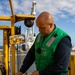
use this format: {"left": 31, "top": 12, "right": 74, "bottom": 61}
{"left": 50, "top": 23, "right": 52, "bottom": 28}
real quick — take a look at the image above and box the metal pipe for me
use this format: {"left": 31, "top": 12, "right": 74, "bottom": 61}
{"left": 31, "top": 1, "right": 36, "bottom": 15}
{"left": 9, "top": 0, "right": 14, "bottom": 15}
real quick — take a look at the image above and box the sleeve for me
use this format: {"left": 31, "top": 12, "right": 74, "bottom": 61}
{"left": 39, "top": 36, "right": 72, "bottom": 75}
{"left": 19, "top": 43, "right": 35, "bottom": 74}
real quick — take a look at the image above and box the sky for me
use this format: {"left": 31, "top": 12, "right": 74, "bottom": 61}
{"left": 0, "top": 0, "right": 75, "bottom": 46}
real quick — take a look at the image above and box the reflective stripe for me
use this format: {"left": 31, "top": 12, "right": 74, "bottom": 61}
{"left": 46, "top": 36, "right": 55, "bottom": 47}
{"left": 37, "top": 34, "right": 41, "bottom": 42}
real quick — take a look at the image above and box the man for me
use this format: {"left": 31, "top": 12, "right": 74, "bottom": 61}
{"left": 15, "top": 11, "right": 72, "bottom": 75}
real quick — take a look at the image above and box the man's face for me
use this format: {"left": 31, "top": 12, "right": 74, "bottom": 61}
{"left": 36, "top": 22, "right": 51, "bottom": 36}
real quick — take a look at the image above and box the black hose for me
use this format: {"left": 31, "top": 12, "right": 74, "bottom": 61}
{"left": 0, "top": 65, "right": 6, "bottom": 75}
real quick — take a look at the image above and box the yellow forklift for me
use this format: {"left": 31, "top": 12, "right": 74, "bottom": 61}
{"left": 0, "top": 0, "right": 36, "bottom": 75}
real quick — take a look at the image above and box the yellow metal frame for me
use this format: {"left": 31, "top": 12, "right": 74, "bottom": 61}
{"left": 0, "top": 0, "right": 36, "bottom": 75}
{"left": 3, "top": 30, "right": 9, "bottom": 75}
{"left": 0, "top": 26, "right": 11, "bottom": 30}
{"left": 69, "top": 55, "right": 75, "bottom": 75}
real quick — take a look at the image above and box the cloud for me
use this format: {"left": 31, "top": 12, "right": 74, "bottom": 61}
{"left": 0, "top": 1, "right": 75, "bottom": 14}
{"left": 0, "top": 0, "right": 75, "bottom": 20}
{"left": 0, "top": 0, "right": 75, "bottom": 45}
{"left": 71, "top": 19, "right": 75, "bottom": 23}
{"left": 59, "top": 14, "right": 68, "bottom": 18}
{"left": 12, "top": 0, "right": 32, "bottom": 14}
{"left": 0, "top": 0, "right": 11, "bottom": 15}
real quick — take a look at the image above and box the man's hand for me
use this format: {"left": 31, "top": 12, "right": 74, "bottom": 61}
{"left": 31, "top": 71, "right": 39, "bottom": 75}
{"left": 15, "top": 72, "right": 23, "bottom": 75}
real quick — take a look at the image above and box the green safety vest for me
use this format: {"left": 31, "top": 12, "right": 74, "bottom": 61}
{"left": 35, "top": 27, "right": 70, "bottom": 75}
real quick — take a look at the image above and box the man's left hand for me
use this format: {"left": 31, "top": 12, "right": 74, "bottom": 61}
{"left": 31, "top": 71, "right": 39, "bottom": 75}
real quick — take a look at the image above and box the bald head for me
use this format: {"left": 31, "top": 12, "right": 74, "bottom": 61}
{"left": 36, "top": 11, "right": 54, "bottom": 25}
{"left": 36, "top": 11, "right": 55, "bottom": 36}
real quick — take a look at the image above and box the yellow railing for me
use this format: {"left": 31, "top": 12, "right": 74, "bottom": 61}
{"left": 69, "top": 54, "right": 75, "bottom": 75}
